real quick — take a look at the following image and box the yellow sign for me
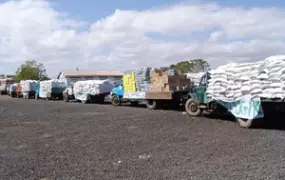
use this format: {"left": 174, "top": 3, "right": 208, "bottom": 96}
{"left": 123, "top": 73, "right": 136, "bottom": 92}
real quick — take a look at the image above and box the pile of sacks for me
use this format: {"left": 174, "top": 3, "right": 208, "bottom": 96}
{"left": 207, "top": 55, "right": 285, "bottom": 101}
{"left": 134, "top": 67, "right": 152, "bottom": 92}
{"left": 73, "top": 80, "right": 115, "bottom": 95}
{"left": 20, "top": 80, "right": 38, "bottom": 92}
{"left": 9, "top": 83, "right": 18, "bottom": 93}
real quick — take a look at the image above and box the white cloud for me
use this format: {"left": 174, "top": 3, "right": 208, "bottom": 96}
{"left": 1, "top": 0, "right": 285, "bottom": 77}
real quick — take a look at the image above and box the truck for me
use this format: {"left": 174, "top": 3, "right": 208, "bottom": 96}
{"left": 34, "top": 80, "right": 65, "bottom": 100}
{"left": 62, "top": 80, "right": 115, "bottom": 104}
{"left": 20, "top": 80, "right": 38, "bottom": 99}
{"left": 0, "top": 78, "right": 14, "bottom": 95}
{"left": 110, "top": 84, "right": 190, "bottom": 109}
{"left": 62, "top": 86, "right": 108, "bottom": 104}
{"left": 184, "top": 72, "right": 283, "bottom": 128}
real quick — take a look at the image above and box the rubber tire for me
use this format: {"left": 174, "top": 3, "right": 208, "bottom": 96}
{"left": 26, "top": 94, "right": 30, "bottom": 99}
{"left": 146, "top": 100, "right": 157, "bottom": 110}
{"left": 236, "top": 118, "right": 253, "bottom": 128}
{"left": 112, "top": 95, "right": 121, "bottom": 106}
{"left": 81, "top": 100, "right": 87, "bottom": 104}
{"left": 185, "top": 98, "right": 202, "bottom": 116}
{"left": 63, "top": 94, "right": 69, "bottom": 102}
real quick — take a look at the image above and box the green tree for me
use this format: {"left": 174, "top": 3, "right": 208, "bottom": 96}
{"left": 15, "top": 60, "right": 49, "bottom": 82}
{"left": 170, "top": 59, "right": 210, "bottom": 74}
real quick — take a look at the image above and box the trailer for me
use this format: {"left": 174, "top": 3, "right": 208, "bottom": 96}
{"left": 184, "top": 72, "right": 285, "bottom": 128}
{"left": 110, "top": 85, "right": 190, "bottom": 109}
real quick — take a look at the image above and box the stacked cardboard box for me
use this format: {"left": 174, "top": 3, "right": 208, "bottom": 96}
{"left": 150, "top": 70, "right": 190, "bottom": 92}
{"left": 123, "top": 73, "right": 136, "bottom": 92}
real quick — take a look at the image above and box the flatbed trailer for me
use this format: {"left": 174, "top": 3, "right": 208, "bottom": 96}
{"left": 110, "top": 85, "right": 190, "bottom": 109}
{"left": 185, "top": 72, "right": 285, "bottom": 128}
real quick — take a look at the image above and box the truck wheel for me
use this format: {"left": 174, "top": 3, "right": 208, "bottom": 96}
{"left": 185, "top": 98, "right": 202, "bottom": 116}
{"left": 26, "top": 94, "right": 30, "bottom": 99}
{"left": 236, "top": 118, "right": 253, "bottom": 128}
{"left": 146, "top": 100, "right": 157, "bottom": 110}
{"left": 112, "top": 95, "right": 121, "bottom": 106}
{"left": 81, "top": 100, "right": 87, "bottom": 104}
{"left": 63, "top": 94, "right": 69, "bottom": 102}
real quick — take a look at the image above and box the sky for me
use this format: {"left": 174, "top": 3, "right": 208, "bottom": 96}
{"left": 1, "top": 0, "right": 285, "bottom": 77}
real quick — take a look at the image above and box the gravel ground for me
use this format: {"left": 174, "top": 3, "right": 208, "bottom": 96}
{"left": 1, "top": 96, "right": 285, "bottom": 180}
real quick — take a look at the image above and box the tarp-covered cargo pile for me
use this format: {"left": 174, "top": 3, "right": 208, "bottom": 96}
{"left": 9, "top": 83, "right": 18, "bottom": 93}
{"left": 207, "top": 55, "right": 285, "bottom": 101}
{"left": 73, "top": 80, "right": 116, "bottom": 100}
{"left": 150, "top": 69, "right": 190, "bottom": 92}
{"left": 134, "top": 67, "right": 152, "bottom": 92}
{"left": 20, "top": 80, "right": 38, "bottom": 92}
{"left": 39, "top": 79, "right": 66, "bottom": 98}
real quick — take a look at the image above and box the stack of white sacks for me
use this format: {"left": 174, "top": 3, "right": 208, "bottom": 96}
{"left": 73, "top": 80, "right": 116, "bottom": 95}
{"left": 207, "top": 55, "right": 285, "bottom": 101}
{"left": 20, "top": 80, "right": 38, "bottom": 92}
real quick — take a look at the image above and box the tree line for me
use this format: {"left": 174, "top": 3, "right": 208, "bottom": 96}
{"left": 13, "top": 59, "right": 210, "bottom": 82}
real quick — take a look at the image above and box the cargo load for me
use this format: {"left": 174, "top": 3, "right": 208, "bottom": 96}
{"left": 150, "top": 69, "right": 190, "bottom": 92}
{"left": 39, "top": 79, "right": 66, "bottom": 98}
{"left": 73, "top": 80, "right": 116, "bottom": 101}
{"left": 207, "top": 55, "right": 285, "bottom": 101}
{"left": 20, "top": 80, "right": 38, "bottom": 92}
{"left": 186, "top": 72, "right": 205, "bottom": 87}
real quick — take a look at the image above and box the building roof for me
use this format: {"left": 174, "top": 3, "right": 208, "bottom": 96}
{"left": 58, "top": 70, "right": 123, "bottom": 79}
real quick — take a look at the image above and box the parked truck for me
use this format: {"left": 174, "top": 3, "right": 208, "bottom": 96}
{"left": 110, "top": 68, "right": 191, "bottom": 109}
{"left": 35, "top": 80, "right": 65, "bottom": 100}
{"left": 63, "top": 80, "right": 115, "bottom": 104}
{"left": 0, "top": 78, "right": 14, "bottom": 95}
{"left": 185, "top": 72, "right": 284, "bottom": 128}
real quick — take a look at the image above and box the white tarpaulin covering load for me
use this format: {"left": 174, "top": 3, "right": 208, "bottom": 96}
{"left": 207, "top": 55, "right": 285, "bottom": 101}
{"left": 20, "top": 80, "right": 38, "bottom": 92}
{"left": 73, "top": 80, "right": 116, "bottom": 96}
{"left": 185, "top": 72, "right": 205, "bottom": 86}
{"left": 39, "top": 79, "right": 66, "bottom": 98}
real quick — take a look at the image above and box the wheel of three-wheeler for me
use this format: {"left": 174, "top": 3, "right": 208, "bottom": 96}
{"left": 185, "top": 98, "right": 202, "bottom": 116}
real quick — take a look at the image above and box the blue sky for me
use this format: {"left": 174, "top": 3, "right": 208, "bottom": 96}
{"left": 51, "top": 0, "right": 285, "bottom": 22}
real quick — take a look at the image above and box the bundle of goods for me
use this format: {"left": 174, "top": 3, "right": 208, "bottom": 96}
{"left": 20, "top": 80, "right": 38, "bottom": 92}
{"left": 134, "top": 67, "right": 152, "bottom": 92}
{"left": 0, "top": 78, "right": 14, "bottom": 92}
{"left": 150, "top": 69, "right": 190, "bottom": 92}
{"left": 123, "top": 73, "right": 136, "bottom": 92}
{"left": 186, "top": 72, "right": 206, "bottom": 87}
{"left": 39, "top": 79, "right": 66, "bottom": 98}
{"left": 73, "top": 80, "right": 115, "bottom": 95}
{"left": 207, "top": 55, "right": 285, "bottom": 101}
{"left": 9, "top": 83, "right": 18, "bottom": 93}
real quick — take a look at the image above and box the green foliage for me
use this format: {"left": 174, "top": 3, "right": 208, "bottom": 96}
{"left": 170, "top": 59, "right": 210, "bottom": 74}
{"left": 15, "top": 60, "right": 49, "bottom": 82}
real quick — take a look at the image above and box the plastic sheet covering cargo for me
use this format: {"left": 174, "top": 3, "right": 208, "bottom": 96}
{"left": 207, "top": 55, "right": 285, "bottom": 101}
{"left": 9, "top": 83, "right": 18, "bottom": 93}
{"left": 73, "top": 80, "right": 116, "bottom": 101}
{"left": 20, "top": 80, "right": 38, "bottom": 92}
{"left": 150, "top": 70, "right": 190, "bottom": 92}
{"left": 39, "top": 79, "right": 66, "bottom": 98}
{"left": 134, "top": 67, "right": 152, "bottom": 92}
